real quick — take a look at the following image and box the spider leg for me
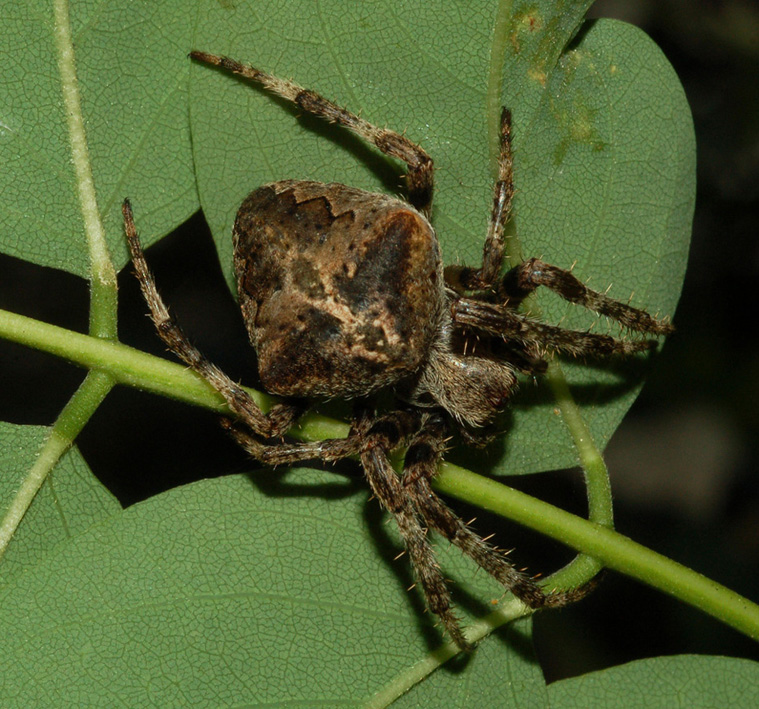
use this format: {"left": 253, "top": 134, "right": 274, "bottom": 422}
{"left": 190, "top": 51, "right": 435, "bottom": 216}
{"left": 122, "top": 200, "right": 300, "bottom": 438}
{"left": 446, "top": 108, "right": 514, "bottom": 292}
{"left": 452, "top": 298, "right": 660, "bottom": 358}
{"left": 357, "top": 410, "right": 470, "bottom": 650}
{"left": 230, "top": 405, "right": 471, "bottom": 649}
{"left": 361, "top": 412, "right": 471, "bottom": 650}
{"left": 403, "top": 413, "right": 598, "bottom": 611}
{"left": 499, "top": 258, "right": 674, "bottom": 335}
{"left": 221, "top": 411, "right": 373, "bottom": 466}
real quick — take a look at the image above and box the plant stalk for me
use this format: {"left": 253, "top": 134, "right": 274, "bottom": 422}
{"left": 1, "top": 307, "right": 758, "bottom": 644}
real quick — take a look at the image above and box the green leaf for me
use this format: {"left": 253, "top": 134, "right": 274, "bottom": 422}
{"left": 190, "top": 0, "right": 593, "bottom": 283}
{"left": 548, "top": 655, "right": 759, "bottom": 708}
{"left": 0, "top": 472, "right": 545, "bottom": 705}
{"left": 0, "top": 0, "right": 198, "bottom": 277}
{"left": 510, "top": 19, "right": 694, "bottom": 472}
{"left": 392, "top": 618, "right": 548, "bottom": 709}
{"left": 0, "top": 2, "right": 703, "bottom": 704}
{"left": 189, "top": 1, "right": 694, "bottom": 475}
{"left": 0, "top": 423, "right": 119, "bottom": 585}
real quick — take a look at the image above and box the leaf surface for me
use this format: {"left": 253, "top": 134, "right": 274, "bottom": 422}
{"left": 548, "top": 655, "right": 759, "bottom": 708}
{"left": 0, "top": 423, "right": 119, "bottom": 585}
{"left": 0, "top": 2, "right": 700, "bottom": 704}
{"left": 0, "top": 0, "right": 198, "bottom": 277}
{"left": 0, "top": 471, "right": 546, "bottom": 706}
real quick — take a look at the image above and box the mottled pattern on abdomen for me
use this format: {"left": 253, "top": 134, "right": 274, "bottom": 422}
{"left": 234, "top": 180, "right": 444, "bottom": 398}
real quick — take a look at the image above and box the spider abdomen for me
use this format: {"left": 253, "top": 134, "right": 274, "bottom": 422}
{"left": 234, "top": 180, "right": 445, "bottom": 398}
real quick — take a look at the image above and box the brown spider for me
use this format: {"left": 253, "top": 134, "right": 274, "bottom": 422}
{"left": 122, "top": 51, "right": 673, "bottom": 651}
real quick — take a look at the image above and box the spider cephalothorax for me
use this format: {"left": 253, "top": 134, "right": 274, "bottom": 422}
{"left": 122, "top": 51, "right": 673, "bottom": 650}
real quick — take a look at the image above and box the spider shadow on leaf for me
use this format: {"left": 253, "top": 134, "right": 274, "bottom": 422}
{"left": 240, "top": 457, "right": 365, "bottom": 503}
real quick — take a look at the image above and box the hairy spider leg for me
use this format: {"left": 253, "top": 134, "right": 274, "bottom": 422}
{"left": 122, "top": 199, "right": 301, "bottom": 438}
{"left": 403, "top": 413, "right": 599, "bottom": 609}
{"left": 221, "top": 413, "right": 370, "bottom": 466}
{"left": 359, "top": 411, "right": 472, "bottom": 650}
{"left": 190, "top": 51, "right": 435, "bottom": 217}
{"left": 452, "top": 298, "right": 663, "bottom": 358}
{"left": 447, "top": 107, "right": 515, "bottom": 292}
{"left": 453, "top": 255, "right": 673, "bottom": 358}
{"left": 499, "top": 257, "right": 674, "bottom": 335}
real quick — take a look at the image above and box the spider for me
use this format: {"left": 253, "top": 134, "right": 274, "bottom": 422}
{"left": 122, "top": 51, "right": 674, "bottom": 651}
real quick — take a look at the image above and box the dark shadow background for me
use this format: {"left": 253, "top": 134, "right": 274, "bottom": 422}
{"left": 1, "top": 0, "right": 758, "bottom": 683}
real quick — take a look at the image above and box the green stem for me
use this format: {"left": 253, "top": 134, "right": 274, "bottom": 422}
{"left": 53, "top": 0, "right": 118, "bottom": 339}
{"left": 3, "top": 307, "right": 759, "bottom": 644}
{"left": 0, "top": 0, "right": 122, "bottom": 562}
{"left": 540, "top": 360, "right": 611, "bottom": 584}
{"left": 0, "top": 308, "right": 262, "bottom": 410}
{"left": 364, "top": 597, "right": 528, "bottom": 709}
{"left": 434, "top": 463, "right": 759, "bottom": 640}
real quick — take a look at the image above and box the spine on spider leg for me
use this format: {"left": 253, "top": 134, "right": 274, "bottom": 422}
{"left": 503, "top": 258, "right": 675, "bottom": 335}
